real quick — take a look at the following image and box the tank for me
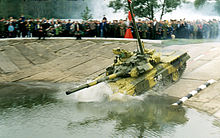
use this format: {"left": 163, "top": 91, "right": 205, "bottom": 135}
{"left": 65, "top": 0, "right": 190, "bottom": 96}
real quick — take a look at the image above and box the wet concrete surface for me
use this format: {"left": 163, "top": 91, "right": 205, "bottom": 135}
{"left": 0, "top": 39, "right": 161, "bottom": 83}
{"left": 0, "top": 39, "right": 220, "bottom": 119}
{"left": 164, "top": 42, "right": 220, "bottom": 119}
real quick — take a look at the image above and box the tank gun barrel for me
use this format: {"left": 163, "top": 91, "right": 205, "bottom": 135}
{"left": 66, "top": 72, "right": 123, "bottom": 95}
{"left": 127, "top": 0, "right": 144, "bottom": 55}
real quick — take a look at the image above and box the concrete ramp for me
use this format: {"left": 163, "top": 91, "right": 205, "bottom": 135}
{"left": 0, "top": 52, "right": 19, "bottom": 73}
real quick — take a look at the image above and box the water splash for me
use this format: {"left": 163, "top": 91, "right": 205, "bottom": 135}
{"left": 109, "top": 92, "right": 145, "bottom": 102}
{"left": 61, "top": 81, "right": 146, "bottom": 103}
{"left": 69, "top": 82, "right": 113, "bottom": 102}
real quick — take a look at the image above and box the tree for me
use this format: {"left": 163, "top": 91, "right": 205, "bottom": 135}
{"left": 81, "top": 6, "right": 93, "bottom": 21}
{"left": 109, "top": 0, "right": 182, "bottom": 20}
{"left": 0, "top": 0, "right": 8, "bottom": 18}
{"left": 215, "top": 0, "right": 220, "bottom": 14}
{"left": 194, "top": 0, "right": 206, "bottom": 8}
{"left": 24, "top": 1, "right": 49, "bottom": 18}
{"left": 0, "top": 0, "right": 87, "bottom": 19}
{"left": 194, "top": 0, "right": 220, "bottom": 15}
{"left": 160, "top": 0, "right": 182, "bottom": 20}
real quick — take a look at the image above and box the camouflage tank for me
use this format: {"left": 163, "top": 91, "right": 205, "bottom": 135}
{"left": 65, "top": 0, "right": 190, "bottom": 96}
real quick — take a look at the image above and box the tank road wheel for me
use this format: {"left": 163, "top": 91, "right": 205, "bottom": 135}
{"left": 179, "top": 63, "right": 186, "bottom": 76}
{"left": 172, "top": 70, "right": 179, "bottom": 82}
{"left": 162, "top": 75, "right": 172, "bottom": 86}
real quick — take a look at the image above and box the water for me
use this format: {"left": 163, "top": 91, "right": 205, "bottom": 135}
{"left": 0, "top": 82, "right": 220, "bottom": 138}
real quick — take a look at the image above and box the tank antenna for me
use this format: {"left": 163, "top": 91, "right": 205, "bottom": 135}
{"left": 127, "top": 0, "right": 144, "bottom": 55}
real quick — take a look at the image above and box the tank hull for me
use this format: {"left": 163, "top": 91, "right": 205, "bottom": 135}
{"left": 107, "top": 50, "right": 190, "bottom": 96}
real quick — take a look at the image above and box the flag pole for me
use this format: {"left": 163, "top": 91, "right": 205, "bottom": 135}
{"left": 127, "top": 0, "right": 144, "bottom": 55}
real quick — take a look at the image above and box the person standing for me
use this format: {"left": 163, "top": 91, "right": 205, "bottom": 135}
{"left": 74, "top": 21, "right": 82, "bottom": 40}
{"left": 0, "top": 18, "right": 5, "bottom": 38}
{"left": 171, "top": 20, "right": 178, "bottom": 38}
{"left": 14, "top": 19, "right": 20, "bottom": 38}
{"left": 20, "top": 14, "right": 25, "bottom": 22}
{"left": 137, "top": 19, "right": 142, "bottom": 38}
{"left": 66, "top": 20, "right": 72, "bottom": 37}
{"left": 167, "top": 22, "right": 174, "bottom": 39}
{"left": 19, "top": 21, "right": 26, "bottom": 37}
{"left": 162, "top": 21, "right": 168, "bottom": 40}
{"left": 25, "top": 21, "right": 32, "bottom": 37}
{"left": 84, "top": 21, "right": 91, "bottom": 37}
{"left": 119, "top": 20, "right": 126, "bottom": 38}
{"left": 112, "top": 20, "right": 119, "bottom": 38}
{"left": 213, "top": 20, "right": 219, "bottom": 39}
{"left": 89, "top": 21, "right": 96, "bottom": 37}
{"left": 108, "top": 21, "right": 114, "bottom": 38}
{"left": 29, "top": 19, "right": 36, "bottom": 37}
{"left": 147, "top": 21, "right": 153, "bottom": 39}
{"left": 141, "top": 21, "right": 148, "bottom": 39}
{"left": 36, "top": 22, "right": 44, "bottom": 40}
{"left": 202, "top": 21, "right": 209, "bottom": 39}
{"left": 8, "top": 23, "right": 14, "bottom": 38}
{"left": 41, "top": 20, "right": 50, "bottom": 39}
{"left": 38, "top": 26, "right": 44, "bottom": 40}
{"left": 95, "top": 21, "right": 100, "bottom": 37}
{"left": 155, "top": 20, "right": 162, "bottom": 40}
{"left": 100, "top": 19, "right": 108, "bottom": 37}
{"left": 193, "top": 22, "right": 198, "bottom": 39}
{"left": 55, "top": 23, "right": 62, "bottom": 37}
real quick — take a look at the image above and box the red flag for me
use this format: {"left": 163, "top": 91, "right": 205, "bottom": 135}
{"left": 124, "top": 28, "right": 133, "bottom": 39}
{"left": 128, "top": 11, "right": 135, "bottom": 21}
{"left": 128, "top": 11, "right": 132, "bottom": 21}
{"left": 128, "top": 0, "right": 132, "bottom": 3}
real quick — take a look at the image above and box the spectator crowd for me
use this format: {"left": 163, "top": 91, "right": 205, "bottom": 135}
{"left": 0, "top": 15, "right": 219, "bottom": 40}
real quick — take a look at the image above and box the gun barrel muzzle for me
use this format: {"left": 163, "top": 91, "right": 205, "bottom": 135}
{"left": 65, "top": 84, "right": 90, "bottom": 95}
